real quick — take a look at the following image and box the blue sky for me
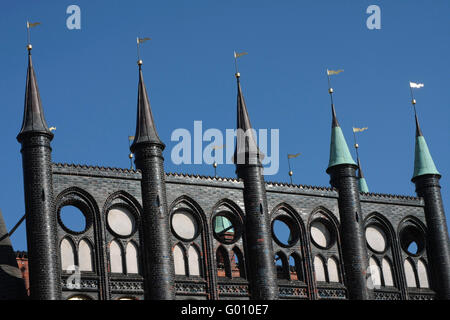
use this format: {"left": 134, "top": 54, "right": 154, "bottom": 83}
{"left": 1, "top": 1, "right": 449, "bottom": 251}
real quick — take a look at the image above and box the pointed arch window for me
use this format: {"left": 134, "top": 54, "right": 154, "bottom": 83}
{"left": 78, "top": 239, "right": 93, "bottom": 272}
{"left": 188, "top": 245, "right": 201, "bottom": 276}
{"left": 327, "top": 257, "right": 340, "bottom": 283}
{"left": 313, "top": 255, "right": 326, "bottom": 282}
{"left": 126, "top": 242, "right": 139, "bottom": 274}
{"left": 274, "top": 252, "right": 289, "bottom": 280}
{"left": 288, "top": 254, "right": 303, "bottom": 281}
{"left": 173, "top": 244, "right": 187, "bottom": 275}
{"left": 217, "top": 246, "right": 231, "bottom": 278}
{"left": 231, "top": 247, "right": 245, "bottom": 278}
{"left": 381, "top": 258, "right": 394, "bottom": 287}
{"left": 404, "top": 259, "right": 417, "bottom": 288}
{"left": 369, "top": 257, "right": 382, "bottom": 288}
{"left": 417, "top": 259, "right": 430, "bottom": 288}
{"left": 110, "top": 240, "right": 123, "bottom": 273}
{"left": 61, "top": 238, "right": 76, "bottom": 271}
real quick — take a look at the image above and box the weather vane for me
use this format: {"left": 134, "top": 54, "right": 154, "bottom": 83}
{"left": 409, "top": 81, "right": 424, "bottom": 116}
{"left": 234, "top": 51, "right": 248, "bottom": 77}
{"left": 26, "top": 21, "right": 41, "bottom": 51}
{"left": 137, "top": 37, "right": 151, "bottom": 65}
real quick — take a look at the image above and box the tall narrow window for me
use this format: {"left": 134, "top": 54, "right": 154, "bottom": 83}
{"left": 313, "top": 256, "right": 326, "bottom": 282}
{"left": 188, "top": 246, "right": 201, "bottom": 276}
{"left": 327, "top": 257, "right": 340, "bottom": 283}
{"left": 216, "top": 246, "right": 230, "bottom": 278}
{"left": 417, "top": 260, "right": 429, "bottom": 288}
{"left": 110, "top": 240, "right": 123, "bottom": 273}
{"left": 61, "top": 238, "right": 75, "bottom": 271}
{"left": 173, "top": 244, "right": 186, "bottom": 275}
{"left": 126, "top": 242, "right": 139, "bottom": 274}
{"left": 274, "top": 253, "right": 289, "bottom": 280}
{"left": 78, "top": 239, "right": 93, "bottom": 272}
{"left": 231, "top": 247, "right": 244, "bottom": 278}
{"left": 382, "top": 258, "right": 394, "bottom": 287}
{"left": 369, "top": 257, "right": 382, "bottom": 288}
{"left": 404, "top": 259, "right": 417, "bottom": 288}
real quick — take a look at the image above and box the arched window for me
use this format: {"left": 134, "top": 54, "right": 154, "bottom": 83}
{"left": 327, "top": 257, "right": 340, "bottom": 283}
{"left": 188, "top": 245, "right": 201, "bottom": 276}
{"left": 78, "top": 239, "right": 93, "bottom": 272}
{"left": 126, "top": 242, "right": 139, "bottom": 274}
{"left": 382, "top": 258, "right": 394, "bottom": 287}
{"left": 216, "top": 246, "right": 230, "bottom": 278}
{"left": 173, "top": 244, "right": 186, "bottom": 275}
{"left": 231, "top": 247, "right": 244, "bottom": 278}
{"left": 274, "top": 253, "right": 289, "bottom": 280}
{"left": 313, "top": 256, "right": 326, "bottom": 282}
{"left": 369, "top": 257, "right": 382, "bottom": 288}
{"left": 110, "top": 240, "right": 123, "bottom": 273}
{"left": 417, "top": 259, "right": 430, "bottom": 288}
{"left": 404, "top": 259, "right": 417, "bottom": 288}
{"left": 288, "top": 254, "right": 303, "bottom": 281}
{"left": 61, "top": 238, "right": 76, "bottom": 271}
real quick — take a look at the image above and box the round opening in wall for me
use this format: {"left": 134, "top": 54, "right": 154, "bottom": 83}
{"left": 400, "top": 225, "right": 425, "bottom": 256}
{"left": 171, "top": 210, "right": 199, "bottom": 241}
{"left": 272, "top": 215, "right": 299, "bottom": 247}
{"left": 310, "top": 219, "right": 335, "bottom": 249}
{"left": 107, "top": 207, "right": 136, "bottom": 237}
{"left": 213, "top": 213, "right": 241, "bottom": 244}
{"left": 365, "top": 225, "right": 388, "bottom": 253}
{"left": 59, "top": 205, "right": 87, "bottom": 234}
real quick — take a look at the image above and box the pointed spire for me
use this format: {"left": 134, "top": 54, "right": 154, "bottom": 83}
{"left": 357, "top": 158, "right": 369, "bottom": 193}
{"left": 17, "top": 46, "right": 52, "bottom": 141}
{"left": 233, "top": 73, "right": 264, "bottom": 164}
{"left": 412, "top": 113, "right": 439, "bottom": 180}
{"left": 130, "top": 61, "right": 164, "bottom": 151}
{"left": 327, "top": 110, "right": 356, "bottom": 170}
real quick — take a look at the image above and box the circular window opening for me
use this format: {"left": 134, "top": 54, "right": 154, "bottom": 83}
{"left": 107, "top": 207, "right": 136, "bottom": 237}
{"left": 213, "top": 213, "right": 241, "bottom": 244}
{"left": 400, "top": 225, "right": 425, "bottom": 256}
{"left": 171, "top": 210, "right": 199, "bottom": 241}
{"left": 310, "top": 219, "right": 335, "bottom": 249}
{"left": 272, "top": 216, "right": 299, "bottom": 247}
{"left": 365, "top": 225, "right": 388, "bottom": 253}
{"left": 59, "top": 205, "right": 87, "bottom": 233}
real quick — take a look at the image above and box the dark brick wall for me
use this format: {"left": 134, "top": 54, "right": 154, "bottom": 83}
{"left": 49, "top": 163, "right": 440, "bottom": 300}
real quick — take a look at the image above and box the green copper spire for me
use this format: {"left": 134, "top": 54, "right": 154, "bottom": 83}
{"left": 412, "top": 114, "right": 439, "bottom": 179}
{"left": 326, "top": 85, "right": 356, "bottom": 170}
{"left": 357, "top": 159, "right": 369, "bottom": 193}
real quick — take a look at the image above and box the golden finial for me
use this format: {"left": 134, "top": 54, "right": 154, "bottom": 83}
{"left": 289, "top": 170, "right": 293, "bottom": 177}
{"left": 355, "top": 143, "right": 359, "bottom": 149}
{"left": 27, "top": 44, "right": 32, "bottom": 51}
{"left": 329, "top": 88, "right": 334, "bottom": 94}
{"left": 412, "top": 99, "right": 416, "bottom": 105}
{"left": 213, "top": 161, "right": 218, "bottom": 168}
{"left": 235, "top": 72, "right": 240, "bottom": 78}
{"left": 137, "top": 59, "right": 143, "bottom": 66}
{"left": 129, "top": 153, "right": 134, "bottom": 159}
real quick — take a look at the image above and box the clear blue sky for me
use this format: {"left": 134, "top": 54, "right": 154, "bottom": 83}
{"left": 1, "top": 1, "right": 449, "bottom": 251}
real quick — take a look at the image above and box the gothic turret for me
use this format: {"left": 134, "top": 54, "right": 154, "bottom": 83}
{"left": 130, "top": 60, "right": 175, "bottom": 300}
{"left": 411, "top": 112, "right": 450, "bottom": 299}
{"left": 326, "top": 89, "right": 371, "bottom": 300}
{"left": 17, "top": 45, "right": 61, "bottom": 299}
{"left": 233, "top": 72, "right": 278, "bottom": 299}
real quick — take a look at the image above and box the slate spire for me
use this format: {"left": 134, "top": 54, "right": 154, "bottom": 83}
{"left": 17, "top": 47, "right": 52, "bottom": 140}
{"left": 233, "top": 73, "right": 264, "bottom": 164}
{"left": 130, "top": 61, "right": 164, "bottom": 151}
{"left": 412, "top": 112, "right": 439, "bottom": 180}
